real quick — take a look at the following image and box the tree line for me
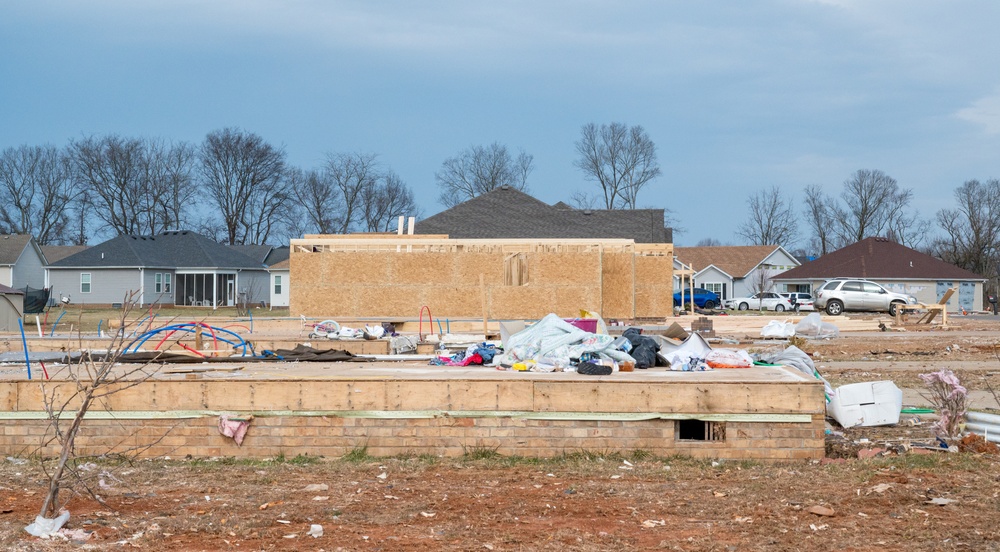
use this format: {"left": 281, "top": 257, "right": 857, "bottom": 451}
{"left": 1, "top": 122, "right": 667, "bottom": 246}
{"left": 0, "top": 128, "right": 421, "bottom": 246}
{"left": 734, "top": 169, "right": 1000, "bottom": 289}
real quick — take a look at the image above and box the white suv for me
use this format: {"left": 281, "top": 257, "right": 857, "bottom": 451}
{"left": 814, "top": 278, "right": 916, "bottom": 316}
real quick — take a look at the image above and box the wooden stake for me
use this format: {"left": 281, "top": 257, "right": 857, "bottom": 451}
{"left": 480, "top": 273, "right": 488, "bottom": 335}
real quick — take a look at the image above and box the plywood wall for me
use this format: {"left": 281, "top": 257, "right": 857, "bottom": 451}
{"left": 290, "top": 239, "right": 673, "bottom": 320}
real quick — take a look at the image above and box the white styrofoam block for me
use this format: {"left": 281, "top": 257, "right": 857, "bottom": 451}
{"left": 827, "top": 380, "right": 903, "bottom": 428}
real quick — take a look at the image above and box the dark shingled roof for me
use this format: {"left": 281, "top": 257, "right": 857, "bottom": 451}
{"left": 230, "top": 244, "right": 275, "bottom": 264}
{"left": 263, "top": 246, "right": 289, "bottom": 267}
{"left": 0, "top": 235, "right": 33, "bottom": 265}
{"left": 50, "top": 231, "right": 265, "bottom": 269}
{"left": 775, "top": 237, "right": 985, "bottom": 281}
{"left": 41, "top": 245, "right": 90, "bottom": 264}
{"left": 0, "top": 283, "right": 23, "bottom": 295}
{"left": 413, "top": 187, "right": 669, "bottom": 243}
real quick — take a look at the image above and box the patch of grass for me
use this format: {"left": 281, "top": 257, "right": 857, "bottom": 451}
{"left": 461, "top": 444, "right": 502, "bottom": 461}
{"left": 341, "top": 445, "right": 372, "bottom": 463}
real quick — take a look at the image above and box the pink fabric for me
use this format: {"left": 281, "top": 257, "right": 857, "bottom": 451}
{"left": 218, "top": 415, "right": 253, "bottom": 446}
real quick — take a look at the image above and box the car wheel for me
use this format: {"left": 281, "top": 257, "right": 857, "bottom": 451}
{"left": 889, "top": 302, "right": 902, "bottom": 316}
{"left": 704, "top": 300, "right": 716, "bottom": 310}
{"left": 826, "top": 300, "right": 844, "bottom": 316}
{"left": 738, "top": 302, "right": 749, "bottom": 311}
{"left": 775, "top": 304, "right": 785, "bottom": 312}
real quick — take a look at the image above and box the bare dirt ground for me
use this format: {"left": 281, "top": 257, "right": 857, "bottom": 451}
{"left": 2, "top": 316, "right": 1000, "bottom": 551}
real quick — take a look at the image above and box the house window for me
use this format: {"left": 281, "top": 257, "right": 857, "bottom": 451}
{"left": 274, "top": 275, "right": 282, "bottom": 295}
{"left": 81, "top": 273, "right": 91, "bottom": 294}
{"left": 155, "top": 273, "right": 163, "bottom": 293}
{"left": 164, "top": 273, "right": 171, "bottom": 293}
{"left": 703, "top": 283, "right": 723, "bottom": 295}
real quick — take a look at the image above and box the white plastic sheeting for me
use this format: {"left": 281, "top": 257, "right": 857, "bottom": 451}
{"left": 795, "top": 313, "right": 839, "bottom": 339}
{"left": 504, "top": 313, "right": 635, "bottom": 366}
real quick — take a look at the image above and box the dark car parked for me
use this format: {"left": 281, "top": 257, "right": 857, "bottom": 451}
{"left": 673, "top": 287, "right": 721, "bottom": 309}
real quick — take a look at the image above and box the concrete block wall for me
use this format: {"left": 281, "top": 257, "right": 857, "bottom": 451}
{"left": 0, "top": 414, "right": 825, "bottom": 460}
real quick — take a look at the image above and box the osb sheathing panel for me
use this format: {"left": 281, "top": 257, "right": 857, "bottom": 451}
{"left": 554, "top": 286, "right": 602, "bottom": 316}
{"left": 389, "top": 252, "right": 458, "bottom": 285}
{"left": 325, "top": 252, "right": 392, "bottom": 285}
{"left": 291, "top": 248, "right": 654, "bottom": 319}
{"left": 490, "top": 285, "right": 580, "bottom": 320}
{"left": 453, "top": 252, "right": 505, "bottom": 284}
{"left": 422, "top": 285, "right": 484, "bottom": 318}
{"left": 600, "top": 252, "right": 634, "bottom": 319}
{"left": 635, "top": 255, "right": 674, "bottom": 318}
{"left": 533, "top": 252, "right": 601, "bottom": 285}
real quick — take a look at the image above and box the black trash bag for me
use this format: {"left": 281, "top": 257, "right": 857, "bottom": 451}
{"left": 622, "top": 327, "right": 660, "bottom": 369}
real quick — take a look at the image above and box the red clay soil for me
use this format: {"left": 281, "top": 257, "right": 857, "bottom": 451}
{"left": 1, "top": 451, "right": 998, "bottom": 551}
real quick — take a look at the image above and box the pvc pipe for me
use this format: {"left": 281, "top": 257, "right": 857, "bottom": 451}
{"left": 18, "top": 318, "right": 31, "bottom": 380}
{"left": 35, "top": 316, "right": 42, "bottom": 337}
{"left": 249, "top": 310, "right": 253, "bottom": 333}
{"left": 967, "top": 411, "right": 1000, "bottom": 426}
{"left": 965, "top": 422, "right": 1000, "bottom": 443}
{"left": 97, "top": 319, "right": 103, "bottom": 338}
{"left": 49, "top": 310, "right": 66, "bottom": 337}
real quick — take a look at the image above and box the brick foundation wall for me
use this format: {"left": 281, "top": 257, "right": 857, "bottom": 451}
{"left": 0, "top": 414, "right": 825, "bottom": 460}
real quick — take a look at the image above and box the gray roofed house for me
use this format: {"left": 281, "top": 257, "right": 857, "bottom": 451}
{"left": 414, "top": 187, "right": 671, "bottom": 243}
{"left": 47, "top": 231, "right": 272, "bottom": 307}
{"left": 229, "top": 244, "right": 290, "bottom": 309}
{"left": 772, "top": 237, "right": 988, "bottom": 313}
{"left": 0, "top": 234, "right": 46, "bottom": 290}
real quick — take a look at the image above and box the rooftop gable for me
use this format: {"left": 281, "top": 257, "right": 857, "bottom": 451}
{"left": 0, "top": 235, "right": 34, "bottom": 265}
{"left": 675, "top": 245, "right": 788, "bottom": 279}
{"left": 41, "top": 245, "right": 90, "bottom": 264}
{"left": 775, "top": 237, "right": 985, "bottom": 281}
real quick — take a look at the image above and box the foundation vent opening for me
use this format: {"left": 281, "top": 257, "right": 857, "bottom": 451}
{"left": 676, "top": 419, "right": 726, "bottom": 441}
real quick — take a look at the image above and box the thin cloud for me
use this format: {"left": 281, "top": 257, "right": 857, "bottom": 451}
{"left": 956, "top": 89, "right": 1000, "bottom": 134}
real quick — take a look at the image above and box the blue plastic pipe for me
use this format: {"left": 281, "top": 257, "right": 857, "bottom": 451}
{"left": 49, "top": 310, "right": 66, "bottom": 337}
{"left": 18, "top": 318, "right": 31, "bottom": 380}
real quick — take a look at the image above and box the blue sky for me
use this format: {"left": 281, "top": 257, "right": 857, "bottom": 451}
{"left": 3, "top": 1, "right": 1000, "bottom": 247}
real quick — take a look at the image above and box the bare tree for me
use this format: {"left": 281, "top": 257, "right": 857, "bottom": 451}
{"left": 934, "top": 179, "right": 1000, "bottom": 286}
{"left": 803, "top": 184, "right": 834, "bottom": 256}
{"left": 574, "top": 122, "right": 661, "bottom": 209}
{"left": 198, "top": 128, "right": 289, "bottom": 245}
{"left": 696, "top": 238, "right": 723, "bottom": 246}
{"left": 326, "top": 152, "right": 380, "bottom": 233}
{"left": 290, "top": 168, "right": 344, "bottom": 234}
{"left": 147, "top": 141, "right": 197, "bottom": 232}
{"left": 568, "top": 190, "right": 600, "bottom": 210}
{"left": 435, "top": 142, "right": 533, "bottom": 207}
{"left": 360, "top": 171, "right": 420, "bottom": 232}
{"left": 35, "top": 293, "right": 163, "bottom": 521}
{"left": 830, "top": 169, "right": 926, "bottom": 248}
{"left": 0, "top": 145, "right": 79, "bottom": 245}
{"left": 293, "top": 154, "right": 420, "bottom": 235}
{"left": 70, "top": 135, "right": 195, "bottom": 240}
{"left": 737, "top": 186, "right": 797, "bottom": 246}
{"left": 70, "top": 135, "right": 146, "bottom": 237}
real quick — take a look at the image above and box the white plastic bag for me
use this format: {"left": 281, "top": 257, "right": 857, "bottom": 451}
{"left": 761, "top": 320, "right": 795, "bottom": 338}
{"left": 24, "top": 510, "right": 70, "bottom": 538}
{"left": 794, "top": 313, "right": 839, "bottom": 339}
